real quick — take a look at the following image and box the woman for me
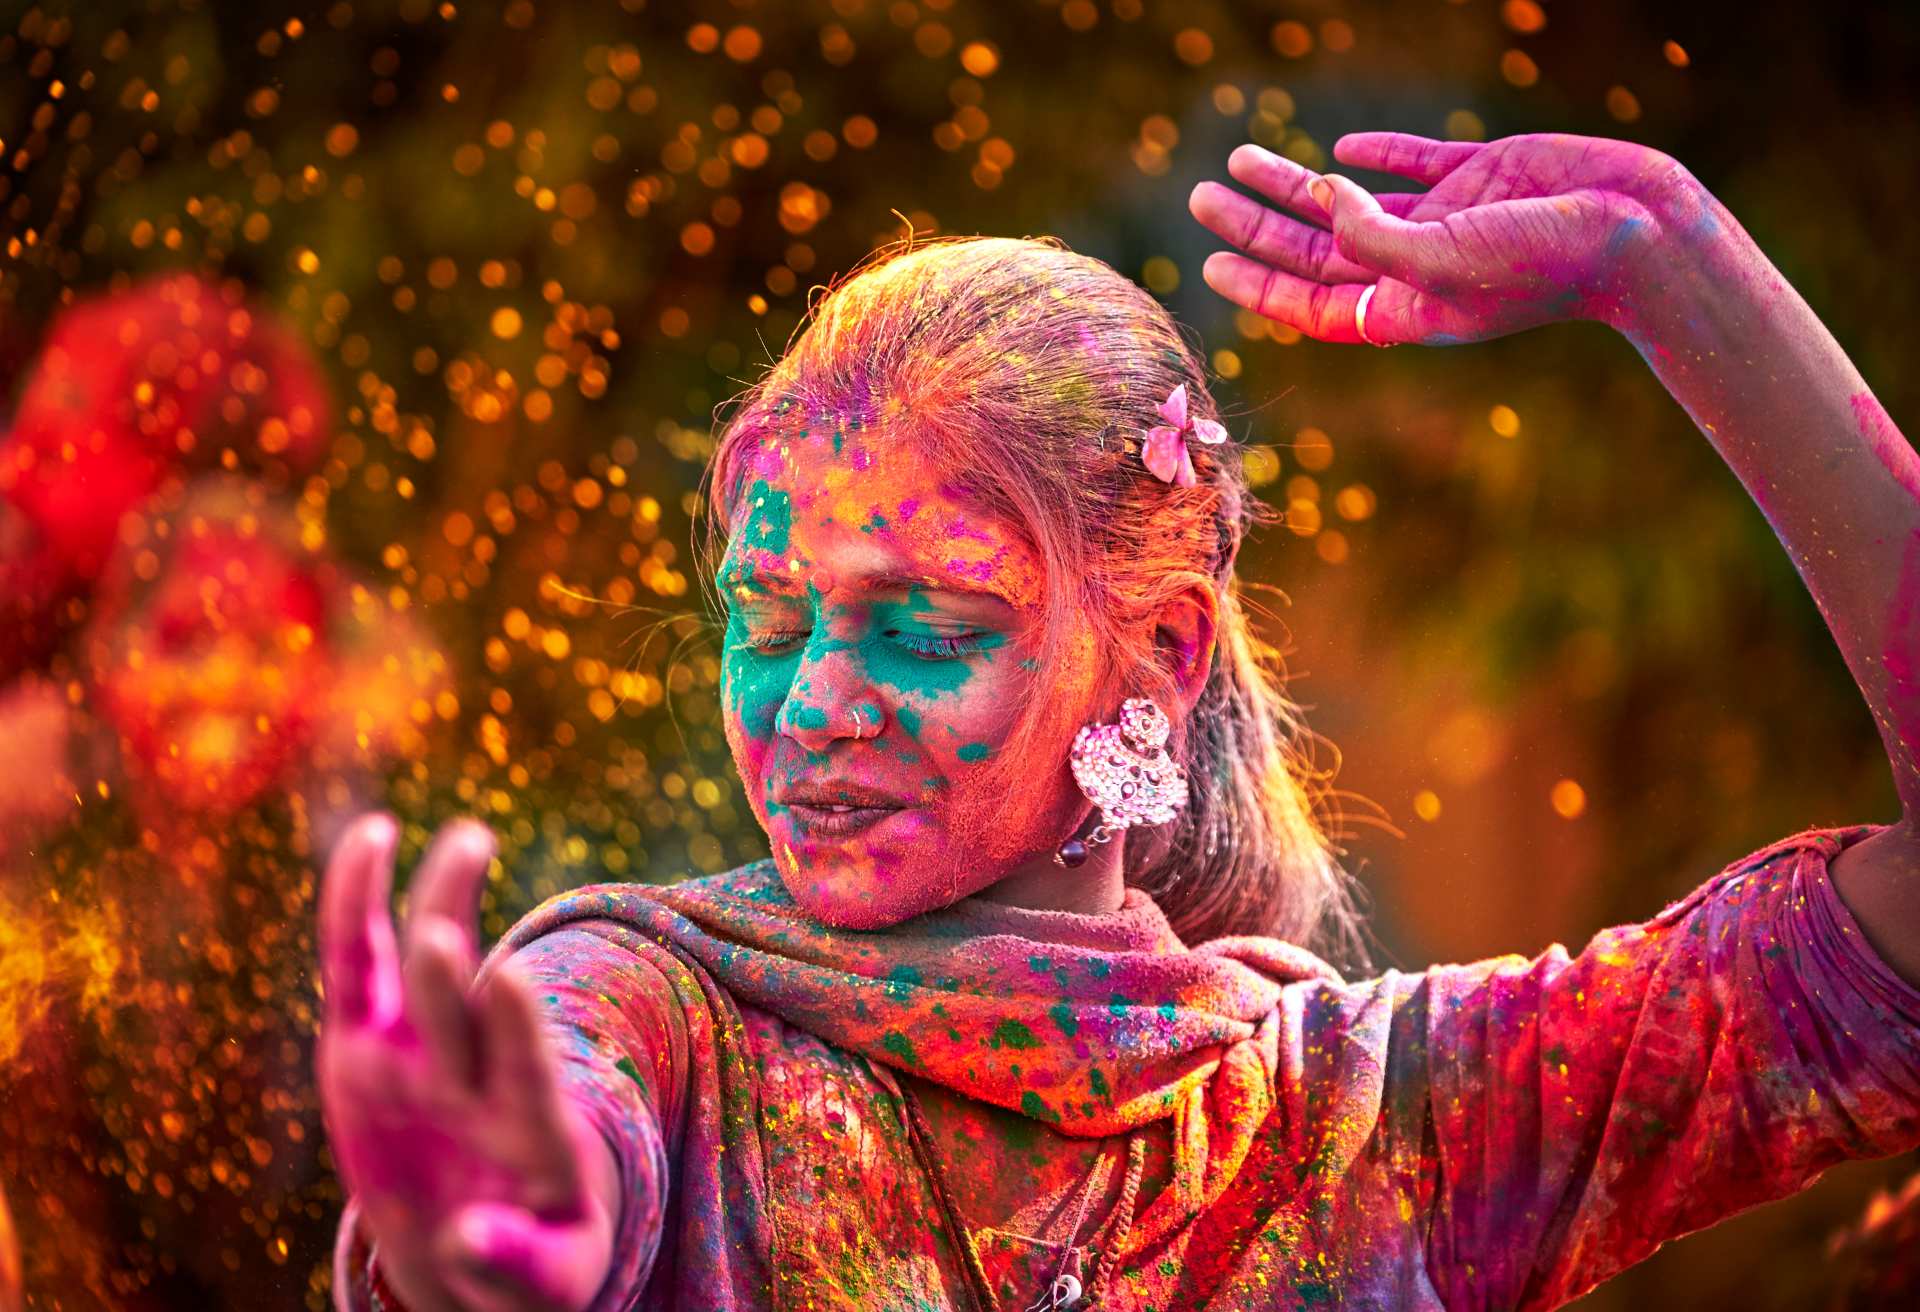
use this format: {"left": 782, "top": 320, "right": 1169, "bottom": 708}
{"left": 319, "top": 130, "right": 1920, "bottom": 1311}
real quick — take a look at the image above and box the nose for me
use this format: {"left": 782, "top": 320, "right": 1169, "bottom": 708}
{"left": 775, "top": 651, "right": 887, "bottom": 752}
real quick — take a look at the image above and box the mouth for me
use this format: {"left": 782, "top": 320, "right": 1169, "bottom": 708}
{"left": 768, "top": 779, "right": 910, "bottom": 841}
{"left": 779, "top": 799, "right": 906, "bottom": 841}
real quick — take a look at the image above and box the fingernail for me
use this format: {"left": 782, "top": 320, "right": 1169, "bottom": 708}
{"left": 363, "top": 812, "right": 399, "bottom": 852}
{"left": 1308, "top": 178, "right": 1333, "bottom": 212}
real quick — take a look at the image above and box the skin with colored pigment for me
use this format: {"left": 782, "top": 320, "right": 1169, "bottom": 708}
{"left": 321, "top": 129, "right": 1920, "bottom": 1309}
{"left": 1189, "top": 129, "right": 1920, "bottom": 981}
{"left": 714, "top": 420, "right": 1110, "bottom": 930}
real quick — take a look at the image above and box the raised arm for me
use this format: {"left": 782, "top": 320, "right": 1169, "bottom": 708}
{"left": 1188, "top": 130, "right": 1920, "bottom": 982}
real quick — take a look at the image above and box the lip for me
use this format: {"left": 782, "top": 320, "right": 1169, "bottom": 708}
{"left": 782, "top": 802, "right": 910, "bottom": 839}
{"left": 774, "top": 779, "right": 912, "bottom": 810}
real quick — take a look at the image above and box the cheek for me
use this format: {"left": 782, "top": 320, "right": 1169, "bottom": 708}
{"left": 720, "top": 649, "right": 792, "bottom": 780}
{"left": 905, "top": 656, "right": 1080, "bottom": 849}
{"left": 873, "top": 647, "right": 1004, "bottom": 769}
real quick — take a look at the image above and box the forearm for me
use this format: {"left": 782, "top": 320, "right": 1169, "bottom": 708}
{"left": 1606, "top": 180, "right": 1920, "bottom": 821}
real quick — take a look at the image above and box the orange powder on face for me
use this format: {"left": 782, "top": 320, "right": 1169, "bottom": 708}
{"left": 937, "top": 625, "right": 1106, "bottom": 867}
{"left": 830, "top": 424, "right": 1104, "bottom": 869}
{"left": 742, "top": 410, "right": 1125, "bottom": 874}
{"left": 703, "top": 238, "right": 1363, "bottom": 954}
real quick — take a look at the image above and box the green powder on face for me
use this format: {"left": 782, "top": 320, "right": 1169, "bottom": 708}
{"left": 883, "top": 964, "right": 922, "bottom": 1000}
{"left": 865, "top": 639, "right": 977, "bottom": 701}
{"left": 739, "top": 478, "right": 792, "bottom": 555}
{"left": 787, "top": 703, "right": 829, "bottom": 731}
{"left": 955, "top": 742, "right": 989, "bottom": 762}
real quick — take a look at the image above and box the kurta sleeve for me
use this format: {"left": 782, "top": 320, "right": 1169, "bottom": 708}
{"left": 330, "top": 923, "right": 689, "bottom": 1312}
{"left": 501, "top": 923, "right": 691, "bottom": 1309}
{"left": 1415, "top": 823, "right": 1920, "bottom": 1311}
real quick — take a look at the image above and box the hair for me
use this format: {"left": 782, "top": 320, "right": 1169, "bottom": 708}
{"left": 700, "top": 234, "right": 1370, "bottom": 967}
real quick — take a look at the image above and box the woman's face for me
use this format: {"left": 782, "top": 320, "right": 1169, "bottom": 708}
{"left": 715, "top": 420, "right": 1094, "bottom": 927}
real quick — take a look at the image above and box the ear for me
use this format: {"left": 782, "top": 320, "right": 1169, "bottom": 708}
{"left": 1152, "top": 583, "right": 1218, "bottom": 717}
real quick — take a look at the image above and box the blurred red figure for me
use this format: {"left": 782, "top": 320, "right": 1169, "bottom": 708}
{"left": 0, "top": 272, "right": 331, "bottom": 585}
{"left": 0, "top": 499, "right": 71, "bottom": 677}
{"left": 80, "top": 477, "right": 449, "bottom": 825}
{"left": 0, "top": 677, "right": 77, "bottom": 859}
{"left": 84, "top": 480, "right": 334, "bottom": 818}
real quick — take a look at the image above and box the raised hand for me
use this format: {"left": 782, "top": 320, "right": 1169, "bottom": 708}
{"left": 1189, "top": 130, "right": 1715, "bottom": 346}
{"left": 317, "top": 814, "right": 619, "bottom": 1312}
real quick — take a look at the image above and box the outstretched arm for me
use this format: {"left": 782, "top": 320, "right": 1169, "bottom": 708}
{"left": 1189, "top": 131, "right": 1920, "bottom": 982}
{"left": 318, "top": 815, "right": 636, "bottom": 1312}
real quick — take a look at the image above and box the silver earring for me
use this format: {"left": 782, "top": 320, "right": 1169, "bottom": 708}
{"left": 1054, "top": 697, "right": 1189, "bottom": 867}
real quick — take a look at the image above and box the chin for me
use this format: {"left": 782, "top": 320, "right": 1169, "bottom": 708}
{"left": 767, "top": 819, "right": 1001, "bottom": 928}
{"left": 776, "top": 858, "right": 962, "bottom": 930}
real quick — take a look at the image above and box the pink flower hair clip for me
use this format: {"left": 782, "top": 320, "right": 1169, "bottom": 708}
{"left": 1140, "top": 383, "right": 1228, "bottom": 488}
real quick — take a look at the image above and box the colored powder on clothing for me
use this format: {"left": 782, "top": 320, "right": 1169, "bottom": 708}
{"left": 334, "top": 822, "right": 1920, "bottom": 1310}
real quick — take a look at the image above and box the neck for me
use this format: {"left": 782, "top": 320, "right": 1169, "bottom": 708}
{"left": 971, "top": 828, "right": 1128, "bottom": 915}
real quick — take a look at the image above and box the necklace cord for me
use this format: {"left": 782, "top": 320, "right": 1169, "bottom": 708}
{"left": 1087, "top": 1131, "right": 1147, "bottom": 1303}
{"left": 899, "top": 1076, "right": 998, "bottom": 1312}
{"left": 897, "top": 1075, "right": 1148, "bottom": 1310}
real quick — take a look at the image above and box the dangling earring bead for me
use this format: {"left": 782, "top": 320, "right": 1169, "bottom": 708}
{"left": 1053, "top": 697, "right": 1189, "bottom": 867}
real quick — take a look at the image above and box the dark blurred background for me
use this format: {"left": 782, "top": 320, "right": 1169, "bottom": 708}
{"left": 1, "top": 0, "right": 1917, "bottom": 1307}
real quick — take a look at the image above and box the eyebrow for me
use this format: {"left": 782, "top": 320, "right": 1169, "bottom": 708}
{"left": 718, "top": 563, "right": 1017, "bottom": 606}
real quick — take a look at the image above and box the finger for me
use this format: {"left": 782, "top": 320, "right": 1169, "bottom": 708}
{"left": 1199, "top": 251, "right": 1371, "bottom": 345}
{"left": 1226, "top": 142, "right": 1335, "bottom": 224}
{"left": 404, "top": 917, "right": 482, "bottom": 1088}
{"left": 1188, "top": 181, "right": 1375, "bottom": 285}
{"left": 1312, "top": 173, "right": 1449, "bottom": 287}
{"left": 1220, "top": 146, "right": 1429, "bottom": 218}
{"left": 1353, "top": 277, "right": 1470, "bottom": 347}
{"left": 476, "top": 961, "right": 584, "bottom": 1207}
{"left": 1333, "top": 131, "right": 1484, "bottom": 184}
{"left": 318, "top": 812, "right": 403, "bottom": 1028}
{"left": 401, "top": 817, "right": 497, "bottom": 967}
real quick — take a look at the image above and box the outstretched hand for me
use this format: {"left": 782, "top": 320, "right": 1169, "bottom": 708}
{"left": 317, "top": 814, "right": 618, "bottom": 1312}
{"left": 1189, "top": 130, "right": 1709, "bottom": 345}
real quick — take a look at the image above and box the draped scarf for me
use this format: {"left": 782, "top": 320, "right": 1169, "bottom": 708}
{"left": 486, "top": 860, "right": 1340, "bottom": 1309}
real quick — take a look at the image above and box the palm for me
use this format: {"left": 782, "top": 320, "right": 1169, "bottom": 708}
{"left": 1189, "top": 130, "right": 1693, "bottom": 345}
{"left": 317, "top": 815, "right": 613, "bottom": 1312}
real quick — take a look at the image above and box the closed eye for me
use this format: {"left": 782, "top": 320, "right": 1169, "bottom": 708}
{"left": 737, "top": 630, "right": 807, "bottom": 655}
{"left": 733, "top": 629, "right": 988, "bottom": 659}
{"left": 889, "top": 629, "right": 988, "bottom": 659}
